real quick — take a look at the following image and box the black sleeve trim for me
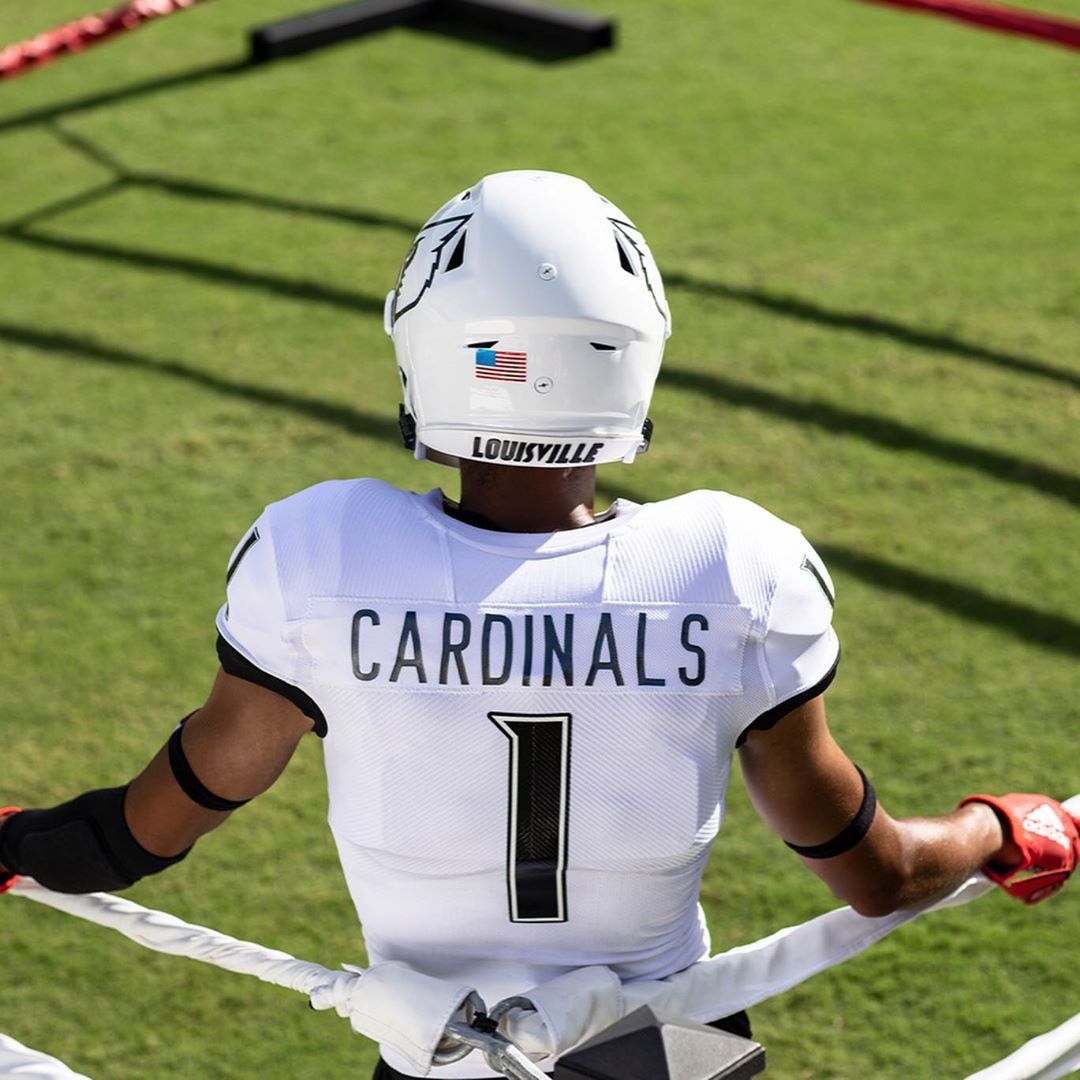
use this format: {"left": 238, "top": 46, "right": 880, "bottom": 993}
{"left": 216, "top": 635, "right": 328, "bottom": 738}
{"left": 785, "top": 764, "right": 877, "bottom": 859}
{"left": 226, "top": 527, "right": 261, "bottom": 584}
{"left": 735, "top": 650, "right": 840, "bottom": 748}
{"left": 168, "top": 720, "right": 251, "bottom": 812}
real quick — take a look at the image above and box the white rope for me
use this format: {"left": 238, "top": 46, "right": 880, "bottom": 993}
{"left": 8, "top": 879, "right": 343, "bottom": 996}
{"left": 963, "top": 1014, "right": 1080, "bottom": 1080}
{"left": 0, "top": 1035, "right": 92, "bottom": 1079}
{"left": 498, "top": 873, "right": 998, "bottom": 1064}
{"left": 8, "top": 795, "right": 1077, "bottom": 1079}
{"left": 10, "top": 876, "right": 991, "bottom": 1046}
{"left": 5, "top": 873, "right": 1003, "bottom": 1079}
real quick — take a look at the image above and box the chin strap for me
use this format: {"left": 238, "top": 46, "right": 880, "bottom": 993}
{"left": 398, "top": 404, "right": 417, "bottom": 451}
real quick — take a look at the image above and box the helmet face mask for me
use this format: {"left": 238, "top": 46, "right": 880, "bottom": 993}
{"left": 385, "top": 170, "right": 671, "bottom": 468}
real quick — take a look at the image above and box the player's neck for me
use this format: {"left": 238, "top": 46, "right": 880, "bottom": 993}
{"left": 451, "top": 463, "right": 597, "bottom": 532}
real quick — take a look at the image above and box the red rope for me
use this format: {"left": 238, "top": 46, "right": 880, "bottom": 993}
{"left": 0, "top": 0, "right": 211, "bottom": 80}
{"left": 859, "top": 0, "right": 1080, "bottom": 52}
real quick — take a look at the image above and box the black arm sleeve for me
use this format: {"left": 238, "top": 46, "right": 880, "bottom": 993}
{"left": 0, "top": 787, "right": 189, "bottom": 894}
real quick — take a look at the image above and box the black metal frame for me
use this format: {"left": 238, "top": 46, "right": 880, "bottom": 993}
{"left": 250, "top": 0, "right": 614, "bottom": 62}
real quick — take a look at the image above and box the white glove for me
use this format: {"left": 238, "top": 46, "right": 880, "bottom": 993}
{"left": 309, "top": 961, "right": 476, "bottom": 1076}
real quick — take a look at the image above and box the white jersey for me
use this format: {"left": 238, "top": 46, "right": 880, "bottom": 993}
{"left": 216, "top": 480, "right": 839, "bottom": 1077}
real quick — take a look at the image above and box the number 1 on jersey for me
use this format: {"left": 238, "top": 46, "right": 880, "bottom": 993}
{"left": 489, "top": 712, "right": 572, "bottom": 923}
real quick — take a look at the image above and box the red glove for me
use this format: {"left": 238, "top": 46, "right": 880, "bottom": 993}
{"left": 960, "top": 793, "right": 1080, "bottom": 904}
{"left": 0, "top": 807, "right": 20, "bottom": 894}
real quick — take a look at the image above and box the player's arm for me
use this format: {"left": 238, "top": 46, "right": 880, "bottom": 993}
{"left": 738, "top": 695, "right": 1010, "bottom": 916}
{"left": 738, "top": 696, "right": 1078, "bottom": 914}
{"left": 740, "top": 529, "right": 1077, "bottom": 915}
{"left": 0, "top": 670, "right": 312, "bottom": 893}
{"left": 0, "top": 504, "right": 322, "bottom": 894}
{"left": 125, "top": 668, "right": 314, "bottom": 856}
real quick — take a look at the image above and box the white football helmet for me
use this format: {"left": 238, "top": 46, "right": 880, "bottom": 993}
{"left": 384, "top": 170, "right": 672, "bottom": 467}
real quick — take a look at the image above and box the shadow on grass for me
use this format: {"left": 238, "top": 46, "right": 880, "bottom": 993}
{"left": 5, "top": 317, "right": 1076, "bottom": 658}
{"left": 6, "top": 213, "right": 1076, "bottom": 512}
{"left": 0, "top": 9, "right": 601, "bottom": 137}
{"left": 665, "top": 271, "right": 1080, "bottom": 392}
{"left": 14, "top": 125, "right": 1076, "bottom": 397}
{"left": 3, "top": 227, "right": 386, "bottom": 316}
{"left": 0, "top": 59, "right": 250, "bottom": 135}
{"left": 7, "top": 125, "right": 419, "bottom": 236}
{"left": 658, "top": 367, "right": 1080, "bottom": 509}
{"left": 0, "top": 321, "right": 400, "bottom": 443}
{"left": 0, "top": 123, "right": 408, "bottom": 317}
{"left": 599, "top": 479, "right": 1080, "bottom": 659}
{"left": 814, "top": 543, "right": 1080, "bottom": 659}
{"left": 6, "top": 129, "right": 1075, "bottom": 512}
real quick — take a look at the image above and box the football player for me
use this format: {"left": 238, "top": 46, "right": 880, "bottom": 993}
{"left": 2, "top": 171, "right": 1077, "bottom": 1080}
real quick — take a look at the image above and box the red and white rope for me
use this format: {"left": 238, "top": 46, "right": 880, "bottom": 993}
{"left": 0, "top": 0, "right": 211, "bottom": 81}
{"left": 857, "top": 0, "right": 1080, "bottom": 53}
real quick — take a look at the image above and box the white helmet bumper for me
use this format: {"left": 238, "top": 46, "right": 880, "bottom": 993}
{"left": 385, "top": 170, "right": 671, "bottom": 467}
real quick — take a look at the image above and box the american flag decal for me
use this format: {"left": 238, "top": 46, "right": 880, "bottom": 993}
{"left": 475, "top": 348, "right": 527, "bottom": 382}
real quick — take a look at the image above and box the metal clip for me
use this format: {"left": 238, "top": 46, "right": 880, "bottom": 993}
{"left": 440, "top": 996, "right": 548, "bottom": 1080}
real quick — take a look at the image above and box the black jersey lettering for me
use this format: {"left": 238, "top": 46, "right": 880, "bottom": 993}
{"left": 389, "top": 610, "right": 427, "bottom": 683}
{"left": 678, "top": 614, "right": 708, "bottom": 686}
{"left": 351, "top": 609, "right": 381, "bottom": 681}
{"left": 585, "top": 612, "right": 624, "bottom": 686}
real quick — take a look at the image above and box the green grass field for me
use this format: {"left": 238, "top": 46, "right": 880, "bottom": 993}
{"left": 1, "top": 1, "right": 1078, "bottom": 1077}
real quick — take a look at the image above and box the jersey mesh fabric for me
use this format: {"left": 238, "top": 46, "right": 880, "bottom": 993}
{"left": 215, "top": 480, "right": 839, "bottom": 1078}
